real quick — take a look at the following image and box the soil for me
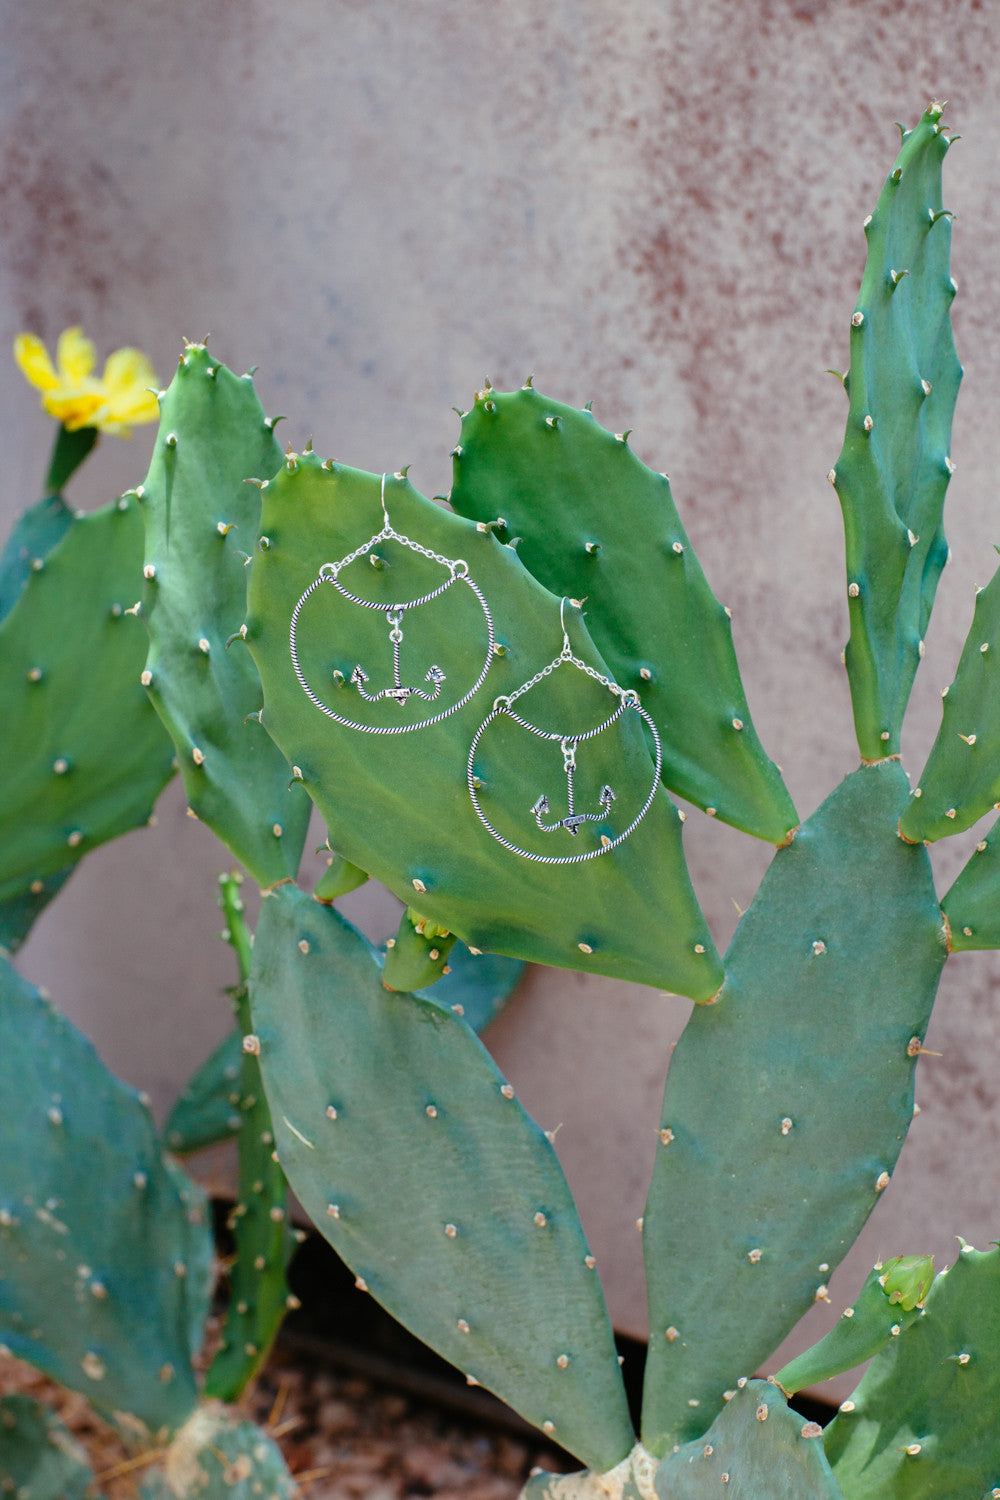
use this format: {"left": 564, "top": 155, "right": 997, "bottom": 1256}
{"left": 0, "top": 1338, "right": 573, "bottom": 1499}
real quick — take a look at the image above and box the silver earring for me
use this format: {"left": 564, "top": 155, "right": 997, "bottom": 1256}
{"left": 467, "top": 599, "right": 662, "bottom": 863}
{"left": 290, "top": 473, "right": 495, "bottom": 733}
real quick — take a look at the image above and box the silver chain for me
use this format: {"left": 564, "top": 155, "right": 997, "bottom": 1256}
{"left": 289, "top": 478, "right": 495, "bottom": 734}
{"left": 467, "top": 611, "right": 662, "bottom": 864}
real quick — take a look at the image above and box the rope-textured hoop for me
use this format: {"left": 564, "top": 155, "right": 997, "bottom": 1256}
{"left": 288, "top": 479, "right": 495, "bottom": 733}
{"left": 467, "top": 602, "right": 662, "bottom": 863}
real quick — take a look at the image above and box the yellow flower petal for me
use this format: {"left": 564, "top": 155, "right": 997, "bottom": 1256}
{"left": 14, "top": 326, "right": 159, "bottom": 437}
{"left": 14, "top": 333, "right": 59, "bottom": 393}
{"left": 99, "top": 347, "right": 160, "bottom": 430}
{"left": 55, "top": 326, "right": 96, "bottom": 384}
{"left": 42, "top": 391, "right": 105, "bottom": 431}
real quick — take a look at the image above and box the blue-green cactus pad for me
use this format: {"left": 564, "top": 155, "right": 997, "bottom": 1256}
{"left": 0, "top": 1396, "right": 94, "bottom": 1500}
{"left": 901, "top": 559, "right": 1000, "bottom": 841}
{"left": 0, "top": 494, "right": 175, "bottom": 907}
{"left": 0, "top": 494, "right": 74, "bottom": 624}
{"left": 424, "top": 943, "right": 525, "bottom": 1032}
{"left": 830, "top": 104, "right": 961, "bottom": 759}
{"left": 941, "top": 814, "right": 1000, "bottom": 950}
{"left": 163, "top": 1026, "right": 244, "bottom": 1155}
{"left": 641, "top": 762, "right": 946, "bottom": 1452}
{"left": 140, "top": 1404, "right": 296, "bottom": 1500}
{"left": 0, "top": 956, "right": 213, "bottom": 1438}
{"left": 246, "top": 458, "right": 720, "bottom": 998}
{"left": 654, "top": 1381, "right": 842, "bottom": 1498}
{"left": 773, "top": 1258, "right": 931, "bottom": 1397}
{"left": 825, "top": 1242, "right": 1000, "bottom": 1498}
{"left": 250, "top": 882, "right": 635, "bottom": 1472}
{"left": 449, "top": 385, "right": 796, "bottom": 843}
{"left": 137, "top": 344, "right": 309, "bottom": 886}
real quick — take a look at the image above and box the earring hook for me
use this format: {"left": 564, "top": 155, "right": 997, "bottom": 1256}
{"left": 380, "top": 471, "right": 390, "bottom": 528}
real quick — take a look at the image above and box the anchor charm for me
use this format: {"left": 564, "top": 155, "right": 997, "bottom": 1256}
{"left": 350, "top": 609, "right": 445, "bottom": 706}
{"left": 288, "top": 472, "right": 496, "bottom": 735}
{"left": 532, "top": 738, "right": 616, "bottom": 835}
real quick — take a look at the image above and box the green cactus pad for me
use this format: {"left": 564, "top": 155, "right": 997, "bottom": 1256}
{"left": 773, "top": 1257, "right": 933, "bottom": 1397}
{"left": 448, "top": 384, "right": 796, "bottom": 843}
{"left": 900, "top": 560, "right": 1000, "bottom": 841}
{"left": 314, "top": 849, "right": 369, "bottom": 900}
{"left": 522, "top": 1386, "right": 842, "bottom": 1500}
{"left": 0, "top": 494, "right": 74, "bottom": 623}
{"left": 163, "top": 1025, "right": 244, "bottom": 1154}
{"left": 246, "top": 458, "right": 720, "bottom": 998}
{"left": 203, "top": 875, "right": 292, "bottom": 1402}
{"left": 382, "top": 907, "right": 459, "bottom": 990}
{"left": 654, "top": 1381, "right": 842, "bottom": 1498}
{"left": 0, "top": 1396, "right": 94, "bottom": 1500}
{"left": 424, "top": 943, "right": 525, "bottom": 1033}
{"left": 824, "top": 1241, "right": 1000, "bottom": 1498}
{"left": 0, "top": 955, "right": 213, "bottom": 1437}
{"left": 140, "top": 1403, "right": 296, "bottom": 1500}
{"left": 0, "top": 868, "right": 74, "bottom": 959}
{"left": 136, "top": 343, "right": 309, "bottom": 887}
{"left": 640, "top": 761, "right": 947, "bottom": 1453}
{"left": 940, "top": 814, "right": 1000, "bottom": 949}
{"left": 250, "top": 882, "right": 635, "bottom": 1472}
{"left": 830, "top": 104, "right": 961, "bottom": 760}
{"left": 0, "top": 495, "right": 175, "bottom": 908}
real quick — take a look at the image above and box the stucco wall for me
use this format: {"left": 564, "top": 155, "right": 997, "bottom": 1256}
{"left": 3, "top": 0, "right": 1000, "bottom": 1390}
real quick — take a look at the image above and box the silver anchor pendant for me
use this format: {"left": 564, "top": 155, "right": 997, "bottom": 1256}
{"left": 532, "top": 738, "right": 616, "bottom": 836}
{"left": 350, "top": 608, "right": 445, "bottom": 707}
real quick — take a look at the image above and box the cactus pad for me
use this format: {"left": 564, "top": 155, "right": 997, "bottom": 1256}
{"left": 830, "top": 104, "right": 961, "bottom": 759}
{"left": 449, "top": 385, "right": 796, "bottom": 843}
{"left": 773, "top": 1257, "right": 933, "bottom": 1397}
{"left": 653, "top": 1381, "right": 842, "bottom": 1498}
{"left": 249, "top": 882, "right": 635, "bottom": 1471}
{"left": 0, "top": 494, "right": 175, "bottom": 909}
{"left": 136, "top": 344, "right": 309, "bottom": 886}
{"left": 940, "top": 815, "right": 1000, "bottom": 950}
{"left": 0, "top": 955, "right": 213, "bottom": 1437}
{"left": 0, "top": 1396, "right": 93, "bottom": 1500}
{"left": 246, "top": 457, "right": 720, "bottom": 998}
{"left": 900, "top": 559, "right": 1000, "bottom": 841}
{"left": 640, "top": 762, "right": 946, "bottom": 1452}
{"left": 0, "top": 494, "right": 74, "bottom": 624}
{"left": 141, "top": 1403, "right": 296, "bottom": 1500}
{"left": 824, "top": 1241, "right": 1000, "bottom": 1498}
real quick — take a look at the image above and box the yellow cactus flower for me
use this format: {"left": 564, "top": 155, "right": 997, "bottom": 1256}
{"left": 14, "top": 326, "right": 160, "bottom": 436}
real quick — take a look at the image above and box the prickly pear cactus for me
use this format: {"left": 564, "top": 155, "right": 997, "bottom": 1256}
{"left": 449, "top": 385, "right": 796, "bottom": 843}
{"left": 202, "top": 874, "right": 293, "bottom": 1402}
{"left": 900, "top": 560, "right": 1000, "bottom": 840}
{"left": 828, "top": 102, "right": 960, "bottom": 760}
{"left": 249, "top": 881, "right": 635, "bottom": 1473}
{"left": 0, "top": 1395, "right": 94, "bottom": 1500}
{"left": 522, "top": 1384, "right": 840, "bottom": 1499}
{"left": 0, "top": 955, "right": 213, "bottom": 1438}
{"left": 639, "top": 762, "right": 947, "bottom": 1452}
{"left": 0, "top": 493, "right": 73, "bottom": 623}
{"left": 773, "top": 1256, "right": 934, "bottom": 1397}
{"left": 245, "top": 458, "right": 721, "bottom": 998}
{"left": 136, "top": 341, "right": 309, "bottom": 887}
{"left": 140, "top": 1403, "right": 296, "bottom": 1500}
{"left": 0, "top": 494, "right": 175, "bottom": 912}
{"left": 382, "top": 907, "right": 458, "bottom": 991}
{"left": 940, "top": 818, "right": 1000, "bottom": 949}
{"left": 824, "top": 1242, "right": 1000, "bottom": 1497}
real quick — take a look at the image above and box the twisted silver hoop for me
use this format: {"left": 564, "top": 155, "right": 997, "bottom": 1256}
{"left": 289, "top": 474, "right": 495, "bottom": 733}
{"left": 467, "top": 601, "right": 662, "bottom": 863}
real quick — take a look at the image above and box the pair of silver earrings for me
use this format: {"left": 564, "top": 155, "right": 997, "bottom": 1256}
{"left": 289, "top": 476, "right": 661, "bottom": 862}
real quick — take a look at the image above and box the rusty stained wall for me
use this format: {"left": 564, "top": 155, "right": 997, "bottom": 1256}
{"left": 3, "top": 0, "right": 1000, "bottom": 1393}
